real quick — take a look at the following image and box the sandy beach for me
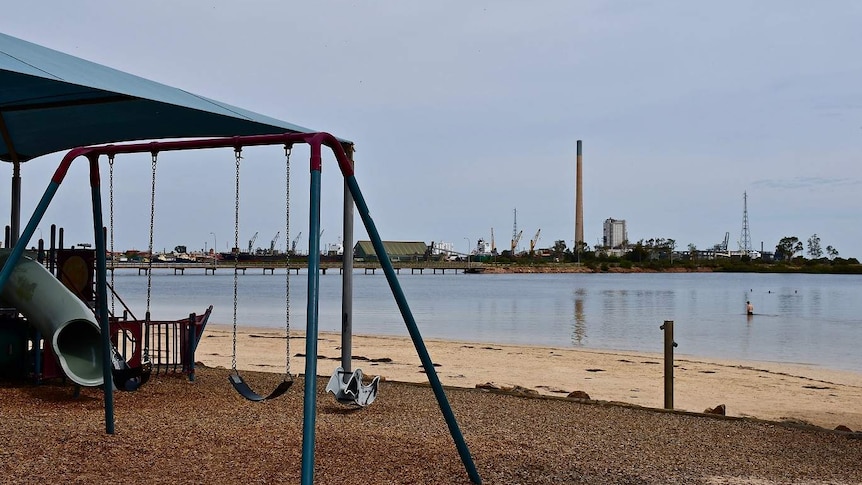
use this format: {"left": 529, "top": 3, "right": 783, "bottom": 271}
{"left": 200, "top": 324, "right": 862, "bottom": 432}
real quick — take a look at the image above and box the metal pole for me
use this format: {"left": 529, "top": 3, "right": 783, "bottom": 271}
{"left": 10, "top": 161, "right": 21, "bottom": 246}
{"left": 188, "top": 313, "right": 196, "bottom": 382}
{"left": 89, "top": 155, "right": 115, "bottom": 434}
{"left": 660, "top": 320, "right": 677, "bottom": 410}
{"left": 300, "top": 155, "right": 323, "bottom": 485}
{"left": 341, "top": 143, "right": 354, "bottom": 377}
{"left": 49, "top": 225, "right": 56, "bottom": 273}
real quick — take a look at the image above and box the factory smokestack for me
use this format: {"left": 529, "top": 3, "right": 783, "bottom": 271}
{"left": 575, "top": 140, "right": 583, "bottom": 249}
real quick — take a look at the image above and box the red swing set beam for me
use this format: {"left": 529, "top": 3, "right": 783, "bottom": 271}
{"left": 51, "top": 131, "right": 355, "bottom": 185}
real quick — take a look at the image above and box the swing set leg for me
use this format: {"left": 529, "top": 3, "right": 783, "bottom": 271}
{"left": 299, "top": 148, "right": 480, "bottom": 485}
{"left": 345, "top": 174, "right": 482, "bottom": 484}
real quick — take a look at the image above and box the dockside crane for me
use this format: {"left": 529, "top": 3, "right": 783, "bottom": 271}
{"left": 247, "top": 231, "right": 258, "bottom": 254}
{"left": 291, "top": 232, "right": 302, "bottom": 254}
{"left": 511, "top": 208, "right": 521, "bottom": 254}
{"left": 511, "top": 230, "right": 523, "bottom": 254}
{"left": 713, "top": 232, "right": 730, "bottom": 252}
{"left": 529, "top": 228, "right": 542, "bottom": 255}
{"left": 270, "top": 232, "right": 280, "bottom": 254}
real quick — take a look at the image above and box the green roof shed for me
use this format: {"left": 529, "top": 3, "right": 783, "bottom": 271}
{"left": 353, "top": 241, "right": 428, "bottom": 262}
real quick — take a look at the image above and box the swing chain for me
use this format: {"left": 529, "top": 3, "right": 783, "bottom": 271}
{"left": 146, "top": 152, "right": 157, "bottom": 318}
{"left": 108, "top": 154, "right": 115, "bottom": 317}
{"left": 144, "top": 151, "right": 157, "bottom": 360}
{"left": 284, "top": 145, "right": 292, "bottom": 376}
{"left": 232, "top": 148, "right": 242, "bottom": 373}
{"left": 229, "top": 146, "right": 292, "bottom": 382}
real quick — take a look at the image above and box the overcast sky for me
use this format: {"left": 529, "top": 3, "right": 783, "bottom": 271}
{"left": 2, "top": 2, "right": 861, "bottom": 258}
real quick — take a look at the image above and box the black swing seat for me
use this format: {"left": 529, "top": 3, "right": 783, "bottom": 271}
{"left": 110, "top": 346, "right": 152, "bottom": 392}
{"left": 229, "top": 373, "right": 293, "bottom": 402}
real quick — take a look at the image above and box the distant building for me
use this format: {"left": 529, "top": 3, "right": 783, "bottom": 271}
{"left": 475, "top": 239, "right": 493, "bottom": 256}
{"left": 431, "top": 241, "right": 455, "bottom": 256}
{"left": 354, "top": 241, "right": 428, "bottom": 262}
{"left": 603, "top": 218, "right": 627, "bottom": 249}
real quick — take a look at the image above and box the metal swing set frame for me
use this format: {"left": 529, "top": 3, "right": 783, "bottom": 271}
{"left": 0, "top": 132, "right": 482, "bottom": 485}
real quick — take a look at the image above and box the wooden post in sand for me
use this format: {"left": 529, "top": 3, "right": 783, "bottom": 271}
{"left": 660, "top": 320, "right": 678, "bottom": 409}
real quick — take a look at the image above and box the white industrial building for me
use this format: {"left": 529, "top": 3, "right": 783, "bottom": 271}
{"left": 603, "top": 218, "right": 627, "bottom": 249}
{"left": 431, "top": 241, "right": 455, "bottom": 256}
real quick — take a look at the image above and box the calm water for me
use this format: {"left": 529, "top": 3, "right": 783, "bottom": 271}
{"left": 110, "top": 270, "right": 862, "bottom": 373}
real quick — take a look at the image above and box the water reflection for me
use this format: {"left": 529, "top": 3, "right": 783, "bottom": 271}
{"left": 809, "top": 288, "right": 822, "bottom": 318}
{"left": 572, "top": 288, "right": 586, "bottom": 345}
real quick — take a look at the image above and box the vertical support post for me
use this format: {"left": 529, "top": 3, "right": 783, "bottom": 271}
{"left": 187, "top": 313, "right": 196, "bottom": 382}
{"left": 340, "top": 143, "right": 355, "bottom": 377}
{"left": 660, "top": 320, "right": 677, "bottom": 410}
{"left": 49, "top": 224, "right": 56, "bottom": 274}
{"left": 10, "top": 161, "right": 21, "bottom": 246}
{"left": 300, "top": 152, "right": 323, "bottom": 485}
{"left": 89, "top": 155, "right": 115, "bottom": 434}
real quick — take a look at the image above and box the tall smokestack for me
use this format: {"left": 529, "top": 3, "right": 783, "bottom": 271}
{"left": 575, "top": 140, "right": 584, "bottom": 248}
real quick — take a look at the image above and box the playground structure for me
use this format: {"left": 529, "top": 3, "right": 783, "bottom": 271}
{"left": 0, "top": 250, "right": 102, "bottom": 386}
{"left": 0, "top": 235, "right": 211, "bottom": 388}
{"left": 0, "top": 132, "right": 482, "bottom": 485}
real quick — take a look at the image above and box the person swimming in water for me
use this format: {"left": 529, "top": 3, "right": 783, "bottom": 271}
{"left": 746, "top": 300, "right": 754, "bottom": 315}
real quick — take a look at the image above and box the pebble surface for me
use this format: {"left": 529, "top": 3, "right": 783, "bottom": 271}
{"left": 1, "top": 366, "right": 860, "bottom": 484}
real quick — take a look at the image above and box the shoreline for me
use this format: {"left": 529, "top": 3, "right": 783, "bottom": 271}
{"left": 197, "top": 324, "right": 862, "bottom": 431}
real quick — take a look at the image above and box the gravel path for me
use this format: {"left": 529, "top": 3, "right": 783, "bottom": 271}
{"left": 1, "top": 366, "right": 860, "bottom": 484}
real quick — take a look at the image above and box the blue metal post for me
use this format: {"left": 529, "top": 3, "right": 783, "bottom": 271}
{"left": 89, "top": 156, "right": 115, "bottom": 434}
{"left": 300, "top": 168, "right": 323, "bottom": 485}
{"left": 345, "top": 175, "right": 482, "bottom": 484}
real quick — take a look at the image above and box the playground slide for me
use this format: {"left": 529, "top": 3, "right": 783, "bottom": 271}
{"left": 0, "top": 251, "right": 103, "bottom": 387}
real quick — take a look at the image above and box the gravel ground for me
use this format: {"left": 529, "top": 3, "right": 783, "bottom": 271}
{"left": 1, "top": 366, "right": 860, "bottom": 484}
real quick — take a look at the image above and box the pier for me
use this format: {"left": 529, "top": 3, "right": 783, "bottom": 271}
{"left": 109, "top": 261, "right": 484, "bottom": 275}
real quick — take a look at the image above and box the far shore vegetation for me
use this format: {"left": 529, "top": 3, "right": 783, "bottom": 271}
{"left": 107, "top": 234, "right": 860, "bottom": 275}
{"left": 475, "top": 234, "right": 862, "bottom": 275}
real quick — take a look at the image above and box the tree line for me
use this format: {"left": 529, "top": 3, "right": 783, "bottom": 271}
{"left": 491, "top": 234, "right": 860, "bottom": 273}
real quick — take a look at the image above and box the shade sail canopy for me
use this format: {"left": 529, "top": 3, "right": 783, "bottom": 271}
{"left": 1, "top": 32, "right": 333, "bottom": 163}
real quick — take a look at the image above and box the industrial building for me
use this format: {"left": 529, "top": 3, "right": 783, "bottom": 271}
{"left": 603, "top": 218, "right": 627, "bottom": 249}
{"left": 353, "top": 241, "right": 428, "bottom": 262}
